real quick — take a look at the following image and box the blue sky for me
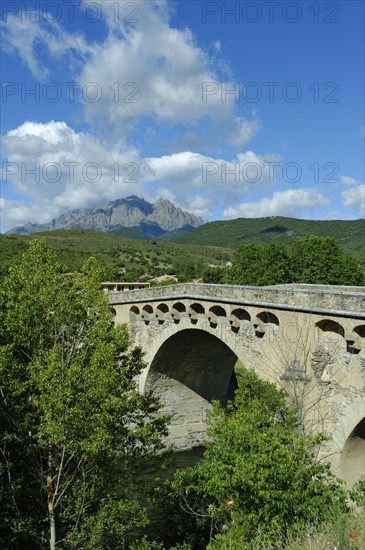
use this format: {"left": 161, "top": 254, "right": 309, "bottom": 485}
{"left": 1, "top": 0, "right": 364, "bottom": 232}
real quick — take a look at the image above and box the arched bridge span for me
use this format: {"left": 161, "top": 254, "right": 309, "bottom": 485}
{"left": 109, "top": 283, "right": 365, "bottom": 487}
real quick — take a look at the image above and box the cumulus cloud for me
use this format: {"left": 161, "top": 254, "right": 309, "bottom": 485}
{"left": 144, "top": 150, "right": 277, "bottom": 206}
{"left": 78, "top": 0, "right": 235, "bottom": 136}
{"left": 341, "top": 184, "right": 365, "bottom": 217}
{"left": 1, "top": 0, "right": 260, "bottom": 146}
{"left": 223, "top": 188, "right": 330, "bottom": 219}
{"left": 0, "top": 198, "right": 60, "bottom": 233}
{"left": 341, "top": 175, "right": 362, "bottom": 186}
{"left": 2, "top": 121, "right": 141, "bottom": 213}
{"left": 1, "top": 121, "right": 280, "bottom": 229}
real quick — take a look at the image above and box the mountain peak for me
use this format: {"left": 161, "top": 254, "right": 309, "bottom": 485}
{"left": 7, "top": 196, "right": 205, "bottom": 237}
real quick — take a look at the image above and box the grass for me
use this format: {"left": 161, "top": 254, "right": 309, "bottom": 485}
{"left": 208, "top": 510, "right": 365, "bottom": 549}
{"left": 283, "top": 511, "right": 365, "bottom": 550}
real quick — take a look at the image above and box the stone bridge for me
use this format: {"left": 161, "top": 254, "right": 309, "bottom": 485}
{"left": 109, "top": 283, "right": 365, "bottom": 487}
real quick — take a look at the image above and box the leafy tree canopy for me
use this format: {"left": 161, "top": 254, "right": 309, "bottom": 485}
{"left": 159, "top": 368, "right": 347, "bottom": 549}
{"left": 224, "top": 237, "right": 364, "bottom": 286}
{"left": 289, "top": 235, "right": 364, "bottom": 285}
{"left": 0, "top": 238, "right": 168, "bottom": 550}
{"left": 202, "top": 266, "right": 225, "bottom": 284}
{"left": 224, "top": 242, "right": 290, "bottom": 286}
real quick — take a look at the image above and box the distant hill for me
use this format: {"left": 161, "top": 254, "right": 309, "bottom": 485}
{"left": 163, "top": 217, "right": 365, "bottom": 260}
{"left": 7, "top": 196, "right": 204, "bottom": 237}
{"left": 0, "top": 230, "right": 232, "bottom": 282}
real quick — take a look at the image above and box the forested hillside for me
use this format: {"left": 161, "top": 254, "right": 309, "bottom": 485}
{"left": 166, "top": 217, "right": 365, "bottom": 263}
{"left": 1, "top": 226, "right": 364, "bottom": 286}
{"left": 0, "top": 231, "right": 232, "bottom": 283}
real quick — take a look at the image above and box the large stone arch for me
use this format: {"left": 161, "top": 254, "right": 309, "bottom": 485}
{"left": 136, "top": 315, "right": 273, "bottom": 397}
{"left": 144, "top": 328, "right": 240, "bottom": 449}
{"left": 110, "top": 283, "right": 365, "bottom": 484}
{"left": 340, "top": 418, "right": 365, "bottom": 487}
{"left": 328, "top": 393, "right": 365, "bottom": 487}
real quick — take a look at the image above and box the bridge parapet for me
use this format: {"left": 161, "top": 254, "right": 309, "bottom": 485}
{"left": 109, "top": 283, "right": 365, "bottom": 317}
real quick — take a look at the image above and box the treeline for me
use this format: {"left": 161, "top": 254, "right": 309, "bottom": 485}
{"left": 203, "top": 236, "right": 365, "bottom": 286}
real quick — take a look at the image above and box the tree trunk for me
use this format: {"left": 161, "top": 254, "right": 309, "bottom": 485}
{"left": 49, "top": 503, "right": 56, "bottom": 550}
{"left": 47, "top": 474, "right": 56, "bottom": 550}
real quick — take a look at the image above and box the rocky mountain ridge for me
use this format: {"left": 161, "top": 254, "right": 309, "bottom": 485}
{"left": 7, "top": 196, "right": 205, "bottom": 237}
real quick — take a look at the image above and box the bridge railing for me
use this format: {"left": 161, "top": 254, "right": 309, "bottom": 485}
{"left": 108, "top": 283, "right": 365, "bottom": 316}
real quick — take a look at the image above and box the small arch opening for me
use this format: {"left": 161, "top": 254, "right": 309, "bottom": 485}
{"left": 141, "top": 304, "right": 154, "bottom": 325}
{"left": 156, "top": 303, "right": 169, "bottom": 324}
{"left": 257, "top": 311, "right": 279, "bottom": 326}
{"left": 231, "top": 308, "right": 251, "bottom": 322}
{"left": 172, "top": 302, "right": 186, "bottom": 313}
{"left": 209, "top": 305, "right": 227, "bottom": 317}
{"left": 172, "top": 302, "right": 186, "bottom": 324}
{"left": 354, "top": 325, "right": 365, "bottom": 338}
{"left": 190, "top": 303, "right": 205, "bottom": 315}
{"left": 189, "top": 303, "right": 205, "bottom": 325}
{"left": 316, "top": 319, "right": 344, "bottom": 337}
{"left": 129, "top": 306, "right": 140, "bottom": 319}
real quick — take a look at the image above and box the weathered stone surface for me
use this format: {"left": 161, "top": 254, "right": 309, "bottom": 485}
{"left": 110, "top": 283, "right": 365, "bottom": 487}
{"left": 109, "top": 282, "right": 365, "bottom": 316}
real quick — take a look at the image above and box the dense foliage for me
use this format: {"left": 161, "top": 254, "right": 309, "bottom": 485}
{"left": 223, "top": 242, "right": 290, "bottom": 286}
{"left": 1, "top": 230, "right": 364, "bottom": 287}
{"left": 158, "top": 369, "right": 348, "bottom": 549}
{"left": 0, "top": 239, "right": 169, "bottom": 549}
{"left": 0, "top": 231, "right": 231, "bottom": 283}
{"left": 224, "top": 237, "right": 364, "bottom": 286}
{"left": 170, "top": 217, "right": 365, "bottom": 263}
{"left": 289, "top": 235, "right": 364, "bottom": 285}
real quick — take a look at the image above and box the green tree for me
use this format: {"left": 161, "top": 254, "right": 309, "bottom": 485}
{"left": 172, "top": 258, "right": 204, "bottom": 282}
{"left": 0, "top": 239, "right": 168, "bottom": 549}
{"left": 202, "top": 266, "right": 225, "bottom": 284}
{"left": 224, "top": 242, "right": 290, "bottom": 286}
{"left": 159, "top": 368, "right": 347, "bottom": 549}
{"left": 289, "top": 236, "right": 364, "bottom": 285}
{"left": 123, "top": 264, "right": 146, "bottom": 281}
{"left": 224, "top": 237, "right": 364, "bottom": 287}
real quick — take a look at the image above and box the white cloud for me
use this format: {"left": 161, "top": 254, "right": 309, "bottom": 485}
{"left": 187, "top": 196, "right": 212, "bottom": 219}
{"left": 1, "top": 121, "right": 279, "bottom": 230}
{"left": 341, "top": 184, "right": 365, "bottom": 217}
{"left": 341, "top": 175, "right": 362, "bottom": 186}
{"left": 0, "top": 198, "right": 60, "bottom": 232}
{"left": 230, "top": 117, "right": 261, "bottom": 147}
{"left": 223, "top": 188, "right": 330, "bottom": 219}
{"left": 145, "top": 150, "right": 276, "bottom": 201}
{"left": 1, "top": 0, "right": 260, "bottom": 146}
{"left": 78, "top": 1, "right": 234, "bottom": 135}
{"left": 1, "top": 14, "right": 91, "bottom": 80}
{"left": 2, "top": 121, "right": 141, "bottom": 214}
